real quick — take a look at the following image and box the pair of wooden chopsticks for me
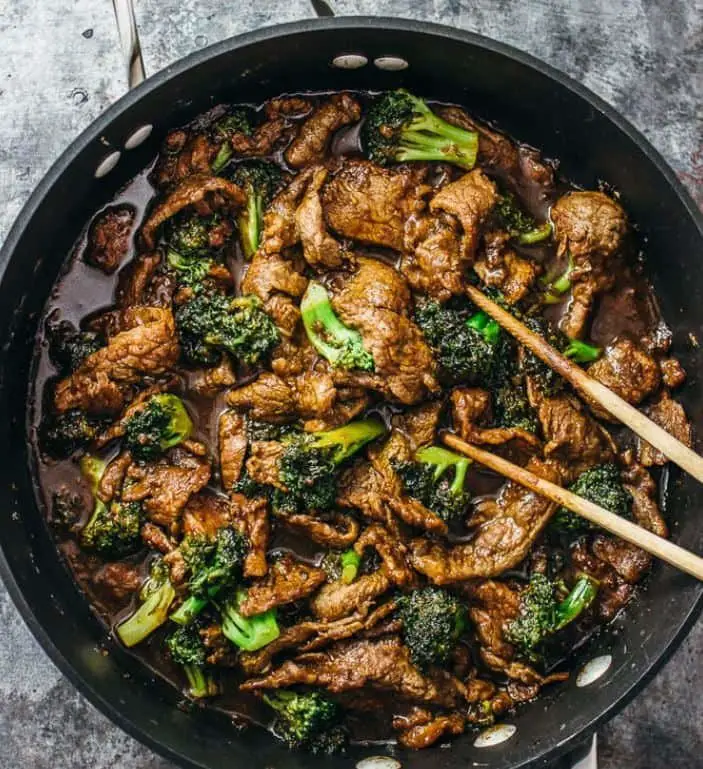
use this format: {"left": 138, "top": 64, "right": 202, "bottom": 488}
{"left": 441, "top": 285, "right": 703, "bottom": 582}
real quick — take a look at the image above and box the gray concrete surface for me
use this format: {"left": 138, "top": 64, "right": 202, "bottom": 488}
{"left": 0, "top": 1, "right": 701, "bottom": 767}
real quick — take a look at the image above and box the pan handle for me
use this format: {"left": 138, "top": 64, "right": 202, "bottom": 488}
{"left": 111, "top": 0, "right": 146, "bottom": 89}
{"left": 567, "top": 735, "right": 598, "bottom": 769}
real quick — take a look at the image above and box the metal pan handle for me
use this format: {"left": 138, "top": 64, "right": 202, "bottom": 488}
{"left": 111, "top": 0, "right": 146, "bottom": 89}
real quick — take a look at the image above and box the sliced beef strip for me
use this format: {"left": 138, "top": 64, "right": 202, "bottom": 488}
{"left": 587, "top": 337, "right": 661, "bottom": 412}
{"left": 637, "top": 390, "right": 693, "bottom": 466}
{"left": 141, "top": 175, "right": 245, "bottom": 249}
{"left": 429, "top": 168, "right": 498, "bottom": 259}
{"left": 238, "top": 554, "right": 326, "bottom": 617}
{"left": 226, "top": 373, "right": 298, "bottom": 423}
{"left": 393, "top": 709, "right": 465, "bottom": 750}
{"left": 116, "top": 252, "right": 163, "bottom": 309}
{"left": 259, "top": 167, "right": 315, "bottom": 256}
{"left": 330, "top": 257, "right": 439, "bottom": 404}
{"left": 190, "top": 358, "right": 237, "bottom": 398}
{"left": 229, "top": 117, "right": 292, "bottom": 158}
{"left": 282, "top": 512, "right": 360, "bottom": 549}
{"left": 218, "top": 410, "right": 247, "bottom": 491}
{"left": 354, "top": 523, "right": 415, "bottom": 587}
{"left": 241, "top": 635, "right": 467, "bottom": 709}
{"left": 53, "top": 307, "right": 179, "bottom": 415}
{"left": 410, "top": 458, "right": 564, "bottom": 584}
{"left": 550, "top": 191, "right": 628, "bottom": 339}
{"left": 451, "top": 387, "right": 541, "bottom": 452}
{"left": 322, "top": 159, "right": 429, "bottom": 251}
{"left": 122, "top": 449, "right": 211, "bottom": 532}
{"left": 141, "top": 522, "right": 175, "bottom": 554}
{"left": 285, "top": 93, "right": 361, "bottom": 168}
{"left": 84, "top": 205, "right": 135, "bottom": 274}
{"left": 295, "top": 166, "right": 348, "bottom": 269}
{"left": 230, "top": 494, "right": 270, "bottom": 578}
{"left": 92, "top": 562, "right": 142, "bottom": 603}
{"left": 181, "top": 493, "right": 231, "bottom": 539}
{"left": 150, "top": 130, "right": 217, "bottom": 190}
{"left": 474, "top": 230, "right": 540, "bottom": 305}
{"left": 311, "top": 570, "right": 392, "bottom": 621}
{"left": 245, "top": 440, "right": 286, "bottom": 490}
{"left": 660, "top": 357, "right": 686, "bottom": 389}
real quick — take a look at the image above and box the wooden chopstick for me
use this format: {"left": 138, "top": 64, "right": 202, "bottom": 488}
{"left": 464, "top": 283, "right": 703, "bottom": 485}
{"left": 442, "top": 432, "right": 703, "bottom": 582}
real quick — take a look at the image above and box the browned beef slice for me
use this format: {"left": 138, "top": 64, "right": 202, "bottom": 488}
{"left": 474, "top": 230, "right": 540, "bottom": 305}
{"left": 53, "top": 307, "right": 179, "bottom": 415}
{"left": 218, "top": 411, "right": 247, "bottom": 491}
{"left": 323, "top": 160, "right": 427, "bottom": 251}
{"left": 331, "top": 257, "right": 439, "bottom": 404}
{"left": 181, "top": 493, "right": 231, "bottom": 539}
{"left": 354, "top": 524, "right": 415, "bottom": 587}
{"left": 229, "top": 118, "right": 291, "bottom": 158}
{"left": 238, "top": 554, "right": 326, "bottom": 617}
{"left": 259, "top": 168, "right": 315, "bottom": 255}
{"left": 150, "top": 131, "right": 217, "bottom": 189}
{"left": 622, "top": 463, "right": 668, "bottom": 537}
{"left": 410, "top": 458, "right": 564, "bottom": 584}
{"left": 285, "top": 93, "right": 361, "bottom": 168}
{"left": 122, "top": 451, "right": 211, "bottom": 530}
{"left": 660, "top": 357, "right": 686, "bottom": 389}
{"left": 226, "top": 373, "right": 297, "bottom": 422}
{"left": 587, "top": 337, "right": 660, "bottom": 408}
{"left": 393, "top": 709, "right": 465, "bottom": 750}
{"left": 141, "top": 522, "right": 174, "bottom": 554}
{"left": 430, "top": 169, "right": 498, "bottom": 259}
{"left": 241, "top": 251, "right": 308, "bottom": 301}
{"left": 241, "top": 635, "right": 467, "bottom": 708}
{"left": 311, "top": 571, "right": 392, "bottom": 621}
{"left": 283, "top": 512, "right": 359, "bottom": 548}
{"left": 230, "top": 494, "right": 270, "bottom": 578}
{"left": 92, "top": 562, "right": 141, "bottom": 602}
{"left": 570, "top": 540, "right": 636, "bottom": 621}
{"left": 190, "top": 358, "right": 237, "bottom": 398}
{"left": 116, "top": 251, "right": 163, "bottom": 309}
{"left": 295, "top": 166, "right": 347, "bottom": 269}
{"left": 551, "top": 191, "right": 628, "bottom": 338}
{"left": 84, "top": 205, "right": 135, "bottom": 274}
{"left": 265, "top": 97, "right": 313, "bottom": 119}
{"left": 245, "top": 440, "right": 286, "bottom": 490}
{"left": 637, "top": 390, "right": 693, "bottom": 466}
{"left": 141, "top": 175, "right": 245, "bottom": 249}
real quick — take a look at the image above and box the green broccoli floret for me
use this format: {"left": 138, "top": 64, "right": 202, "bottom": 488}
{"left": 245, "top": 419, "right": 296, "bottom": 443}
{"left": 563, "top": 338, "right": 601, "bottom": 363}
{"left": 276, "top": 419, "right": 386, "bottom": 513}
{"left": 116, "top": 557, "right": 176, "bottom": 647}
{"left": 219, "top": 588, "right": 280, "bottom": 651}
{"left": 165, "top": 624, "right": 219, "bottom": 699}
{"left": 123, "top": 394, "right": 193, "bottom": 461}
{"left": 415, "top": 299, "right": 511, "bottom": 386}
{"left": 551, "top": 463, "right": 632, "bottom": 535}
{"left": 227, "top": 161, "right": 285, "bottom": 258}
{"left": 167, "top": 250, "right": 214, "bottom": 291}
{"left": 542, "top": 253, "right": 574, "bottom": 303}
{"left": 493, "top": 383, "right": 538, "bottom": 433}
{"left": 301, "top": 281, "right": 374, "bottom": 372}
{"left": 42, "top": 409, "right": 103, "bottom": 458}
{"left": 505, "top": 573, "right": 599, "bottom": 658}
{"left": 363, "top": 90, "right": 478, "bottom": 170}
{"left": 211, "top": 108, "right": 253, "bottom": 173}
{"left": 48, "top": 320, "right": 104, "bottom": 374}
{"left": 232, "top": 470, "right": 272, "bottom": 500}
{"left": 170, "top": 527, "right": 249, "bottom": 626}
{"left": 494, "top": 193, "right": 552, "bottom": 245}
{"left": 263, "top": 690, "right": 348, "bottom": 755}
{"left": 395, "top": 446, "right": 472, "bottom": 525}
{"left": 79, "top": 455, "right": 142, "bottom": 558}
{"left": 175, "top": 292, "right": 280, "bottom": 367}
{"left": 165, "top": 212, "right": 214, "bottom": 258}
{"left": 397, "top": 587, "right": 467, "bottom": 669}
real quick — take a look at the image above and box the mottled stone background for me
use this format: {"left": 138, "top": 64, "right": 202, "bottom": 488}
{"left": 0, "top": 1, "right": 701, "bottom": 768}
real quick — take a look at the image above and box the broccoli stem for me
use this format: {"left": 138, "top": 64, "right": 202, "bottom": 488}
{"left": 301, "top": 282, "right": 374, "bottom": 371}
{"left": 116, "top": 581, "right": 176, "bottom": 647}
{"left": 183, "top": 664, "right": 217, "bottom": 699}
{"left": 564, "top": 339, "right": 601, "bottom": 363}
{"left": 170, "top": 594, "right": 210, "bottom": 626}
{"left": 339, "top": 550, "right": 361, "bottom": 584}
{"left": 415, "top": 445, "right": 471, "bottom": 494}
{"left": 555, "top": 575, "right": 599, "bottom": 630}
{"left": 220, "top": 590, "right": 280, "bottom": 651}
{"left": 212, "top": 143, "right": 232, "bottom": 174}
{"left": 310, "top": 418, "right": 386, "bottom": 464}
{"left": 239, "top": 191, "right": 263, "bottom": 259}
{"left": 519, "top": 221, "right": 553, "bottom": 245}
{"left": 542, "top": 253, "right": 574, "bottom": 303}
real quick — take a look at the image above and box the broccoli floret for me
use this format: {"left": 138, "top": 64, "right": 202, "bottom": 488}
{"left": 505, "top": 573, "right": 598, "bottom": 658}
{"left": 123, "top": 393, "right": 193, "bottom": 461}
{"left": 397, "top": 587, "right": 467, "bottom": 669}
{"left": 167, "top": 250, "right": 214, "bottom": 291}
{"left": 47, "top": 320, "right": 104, "bottom": 374}
{"left": 551, "top": 463, "right": 632, "bottom": 535}
{"left": 563, "top": 338, "right": 602, "bottom": 363}
{"left": 415, "top": 299, "right": 512, "bottom": 387}
{"left": 395, "top": 445, "right": 472, "bottom": 525}
{"left": 493, "top": 383, "right": 538, "bottom": 432}
{"left": 116, "top": 557, "right": 176, "bottom": 647}
{"left": 170, "top": 527, "right": 248, "bottom": 626}
{"left": 175, "top": 293, "right": 280, "bottom": 367}
{"left": 79, "top": 455, "right": 142, "bottom": 558}
{"left": 232, "top": 470, "right": 272, "bottom": 500}
{"left": 263, "top": 690, "right": 348, "bottom": 755}
{"left": 493, "top": 193, "right": 552, "bottom": 245}
{"left": 165, "top": 624, "right": 219, "bottom": 699}
{"left": 245, "top": 419, "right": 296, "bottom": 443}
{"left": 301, "top": 281, "right": 374, "bottom": 372}
{"left": 542, "top": 253, "right": 574, "bottom": 303}
{"left": 211, "top": 109, "right": 253, "bottom": 173}
{"left": 220, "top": 588, "right": 280, "bottom": 651}
{"left": 165, "top": 212, "right": 214, "bottom": 258}
{"left": 42, "top": 409, "right": 103, "bottom": 458}
{"left": 363, "top": 90, "right": 478, "bottom": 170}
{"left": 227, "top": 161, "right": 285, "bottom": 258}
{"left": 276, "top": 419, "right": 386, "bottom": 513}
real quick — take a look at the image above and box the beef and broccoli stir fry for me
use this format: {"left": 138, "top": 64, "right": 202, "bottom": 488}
{"left": 33, "top": 89, "right": 693, "bottom": 753}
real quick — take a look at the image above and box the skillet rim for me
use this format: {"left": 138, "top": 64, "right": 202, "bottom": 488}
{"left": 0, "top": 15, "right": 701, "bottom": 769}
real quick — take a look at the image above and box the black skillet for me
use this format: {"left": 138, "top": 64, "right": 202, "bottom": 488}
{"left": 0, "top": 15, "right": 701, "bottom": 769}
